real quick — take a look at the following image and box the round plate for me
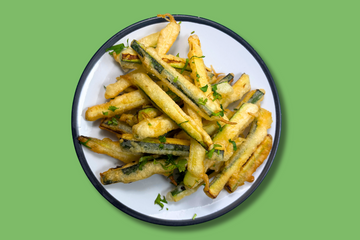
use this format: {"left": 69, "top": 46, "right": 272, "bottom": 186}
{"left": 72, "top": 15, "right": 281, "bottom": 226}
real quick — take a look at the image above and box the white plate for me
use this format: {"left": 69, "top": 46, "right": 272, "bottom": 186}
{"left": 72, "top": 15, "right": 281, "bottom": 226}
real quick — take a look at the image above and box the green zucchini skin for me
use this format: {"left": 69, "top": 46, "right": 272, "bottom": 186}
{"left": 212, "top": 73, "right": 234, "bottom": 85}
{"left": 100, "top": 159, "right": 172, "bottom": 185}
{"left": 247, "top": 89, "right": 264, "bottom": 104}
{"left": 120, "top": 139, "right": 190, "bottom": 156}
{"left": 131, "top": 40, "right": 220, "bottom": 118}
{"left": 99, "top": 118, "right": 132, "bottom": 134}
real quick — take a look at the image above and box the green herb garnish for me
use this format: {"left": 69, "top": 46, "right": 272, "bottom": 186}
{"left": 229, "top": 139, "right": 237, "bottom": 151}
{"left": 80, "top": 138, "right": 91, "bottom": 149}
{"left": 216, "top": 122, "right": 224, "bottom": 132}
{"left": 173, "top": 76, "right": 178, "bottom": 83}
{"left": 102, "top": 111, "right": 108, "bottom": 116}
{"left": 104, "top": 86, "right": 106, "bottom": 89}
{"left": 158, "top": 136, "right": 166, "bottom": 143}
{"left": 192, "top": 214, "right": 197, "bottom": 220}
{"left": 176, "top": 53, "right": 179, "bottom": 57}
{"left": 198, "top": 98, "right": 208, "bottom": 105}
{"left": 180, "top": 58, "right": 189, "bottom": 74}
{"left": 159, "top": 144, "right": 164, "bottom": 149}
{"left": 199, "top": 85, "right": 208, "bottom": 92}
{"left": 191, "top": 31, "right": 195, "bottom": 34}
{"left": 108, "top": 105, "right": 119, "bottom": 112}
{"left": 105, "top": 43, "right": 125, "bottom": 56}
{"left": 154, "top": 194, "right": 167, "bottom": 210}
{"left": 148, "top": 123, "right": 152, "bottom": 126}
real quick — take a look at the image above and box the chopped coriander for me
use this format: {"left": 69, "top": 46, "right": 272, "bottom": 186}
{"left": 178, "top": 21, "right": 182, "bottom": 24}
{"left": 154, "top": 194, "right": 167, "bottom": 210}
{"left": 212, "top": 104, "right": 225, "bottom": 117}
{"left": 180, "top": 58, "right": 189, "bottom": 74}
{"left": 173, "top": 76, "right": 178, "bottom": 83}
{"left": 108, "top": 105, "right": 119, "bottom": 112}
{"left": 138, "top": 156, "right": 153, "bottom": 170}
{"left": 159, "top": 144, "right": 164, "bottom": 149}
{"left": 103, "top": 85, "right": 106, "bottom": 90}
{"left": 148, "top": 123, "right": 152, "bottom": 126}
{"left": 115, "top": 115, "right": 120, "bottom": 119}
{"left": 126, "top": 39, "right": 129, "bottom": 48}
{"left": 229, "top": 139, "right": 237, "bottom": 151}
{"left": 80, "top": 138, "right": 92, "bottom": 149}
{"left": 190, "top": 55, "right": 205, "bottom": 60}
{"left": 105, "top": 43, "right": 125, "bottom": 55}
{"left": 206, "top": 144, "right": 222, "bottom": 158}
{"left": 216, "top": 122, "right": 224, "bottom": 132}
{"left": 166, "top": 208, "right": 169, "bottom": 210}
{"left": 158, "top": 136, "right": 166, "bottom": 143}
{"left": 109, "top": 117, "right": 118, "bottom": 126}
{"left": 211, "top": 84, "right": 222, "bottom": 101}
{"left": 176, "top": 159, "right": 187, "bottom": 172}
{"left": 191, "top": 31, "right": 195, "bottom": 34}
{"left": 198, "top": 98, "right": 208, "bottom": 105}
{"left": 192, "top": 214, "right": 197, "bottom": 220}
{"left": 176, "top": 53, "right": 179, "bottom": 57}
{"left": 200, "top": 85, "right": 208, "bottom": 92}
{"left": 102, "top": 111, "right": 108, "bottom": 116}
{"left": 196, "top": 72, "right": 200, "bottom": 82}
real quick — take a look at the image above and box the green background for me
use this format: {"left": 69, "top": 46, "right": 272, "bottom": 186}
{"left": 1, "top": 0, "right": 359, "bottom": 239}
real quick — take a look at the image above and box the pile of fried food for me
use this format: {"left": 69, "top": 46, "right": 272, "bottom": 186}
{"left": 78, "top": 13, "right": 273, "bottom": 202}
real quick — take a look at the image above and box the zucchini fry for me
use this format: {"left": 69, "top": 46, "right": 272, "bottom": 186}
{"left": 183, "top": 104, "right": 209, "bottom": 189}
{"left": 220, "top": 73, "right": 251, "bottom": 108}
{"left": 156, "top": 14, "right": 180, "bottom": 56}
{"left": 130, "top": 71, "right": 213, "bottom": 149}
{"left": 104, "top": 68, "right": 144, "bottom": 99}
{"left": 132, "top": 115, "right": 179, "bottom": 140}
{"left": 133, "top": 107, "right": 162, "bottom": 124}
{"left": 100, "top": 159, "right": 177, "bottom": 184}
{"left": 188, "top": 35, "right": 211, "bottom": 96}
{"left": 236, "top": 89, "right": 265, "bottom": 108}
{"left": 226, "top": 134, "right": 272, "bottom": 192}
{"left": 130, "top": 40, "right": 225, "bottom": 122}
{"left": 99, "top": 117, "right": 132, "bottom": 134}
{"left": 211, "top": 103, "right": 259, "bottom": 161}
{"left": 78, "top": 136, "right": 142, "bottom": 163}
{"left": 120, "top": 134, "right": 190, "bottom": 156}
{"left": 204, "top": 108, "right": 272, "bottom": 199}
{"left": 167, "top": 170, "right": 218, "bottom": 202}
{"left": 113, "top": 32, "right": 160, "bottom": 70}
{"left": 85, "top": 90, "right": 150, "bottom": 121}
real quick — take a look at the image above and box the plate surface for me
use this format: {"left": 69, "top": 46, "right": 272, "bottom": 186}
{"left": 72, "top": 15, "right": 281, "bottom": 226}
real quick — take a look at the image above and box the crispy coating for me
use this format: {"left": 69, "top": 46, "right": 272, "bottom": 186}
{"left": 226, "top": 134, "right": 272, "bottom": 192}
{"left": 78, "top": 136, "right": 142, "bottom": 163}
{"left": 132, "top": 115, "right": 179, "bottom": 140}
{"left": 220, "top": 73, "right": 251, "bottom": 108}
{"left": 85, "top": 90, "right": 150, "bottom": 121}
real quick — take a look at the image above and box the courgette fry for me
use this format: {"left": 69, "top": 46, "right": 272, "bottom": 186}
{"left": 188, "top": 35, "right": 212, "bottom": 96}
{"left": 100, "top": 159, "right": 176, "bottom": 185}
{"left": 119, "top": 113, "right": 136, "bottom": 126}
{"left": 183, "top": 104, "right": 209, "bottom": 189}
{"left": 130, "top": 40, "right": 225, "bottom": 122}
{"left": 99, "top": 117, "right": 132, "bottom": 134}
{"left": 211, "top": 103, "right": 259, "bottom": 162}
{"left": 129, "top": 71, "right": 213, "bottom": 149}
{"left": 113, "top": 32, "right": 160, "bottom": 70}
{"left": 204, "top": 108, "right": 272, "bottom": 199}
{"left": 220, "top": 73, "right": 251, "bottom": 108}
{"left": 104, "top": 68, "right": 143, "bottom": 99}
{"left": 120, "top": 134, "right": 190, "bottom": 156}
{"left": 226, "top": 134, "right": 272, "bottom": 192}
{"left": 236, "top": 89, "right": 265, "bottom": 109}
{"left": 167, "top": 170, "right": 218, "bottom": 202}
{"left": 85, "top": 90, "right": 150, "bottom": 121}
{"left": 156, "top": 14, "right": 180, "bottom": 56}
{"left": 78, "top": 136, "right": 142, "bottom": 164}
{"left": 132, "top": 115, "right": 179, "bottom": 140}
{"left": 133, "top": 107, "right": 162, "bottom": 124}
